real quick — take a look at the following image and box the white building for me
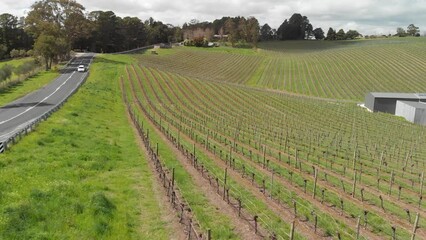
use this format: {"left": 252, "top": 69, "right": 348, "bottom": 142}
{"left": 395, "top": 101, "right": 426, "bottom": 126}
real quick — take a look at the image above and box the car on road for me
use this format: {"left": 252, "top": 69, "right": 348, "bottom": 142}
{"left": 77, "top": 65, "right": 86, "bottom": 72}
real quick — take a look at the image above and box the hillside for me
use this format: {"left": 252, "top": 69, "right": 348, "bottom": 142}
{"left": 138, "top": 37, "right": 426, "bottom": 100}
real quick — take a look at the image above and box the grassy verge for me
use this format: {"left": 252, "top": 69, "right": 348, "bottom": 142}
{"left": 0, "top": 54, "right": 171, "bottom": 239}
{"left": 0, "top": 71, "right": 59, "bottom": 106}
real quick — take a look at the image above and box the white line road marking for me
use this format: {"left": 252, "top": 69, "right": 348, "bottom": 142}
{"left": 0, "top": 71, "right": 76, "bottom": 125}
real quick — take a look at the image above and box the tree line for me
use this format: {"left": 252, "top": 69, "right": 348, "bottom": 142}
{"left": 0, "top": 0, "right": 422, "bottom": 70}
{"left": 0, "top": 0, "right": 182, "bottom": 69}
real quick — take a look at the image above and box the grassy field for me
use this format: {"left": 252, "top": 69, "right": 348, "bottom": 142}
{"left": 0, "top": 54, "right": 174, "bottom": 239}
{"left": 1, "top": 37, "right": 425, "bottom": 240}
{"left": 122, "top": 61, "right": 426, "bottom": 239}
{"left": 138, "top": 37, "right": 426, "bottom": 100}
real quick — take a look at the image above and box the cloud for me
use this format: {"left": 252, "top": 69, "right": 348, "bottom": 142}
{"left": 1, "top": 0, "right": 425, "bottom": 35}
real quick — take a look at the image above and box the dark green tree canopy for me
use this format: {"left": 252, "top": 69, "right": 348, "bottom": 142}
{"left": 407, "top": 24, "right": 420, "bottom": 36}
{"left": 313, "top": 28, "right": 325, "bottom": 40}
{"left": 326, "top": 27, "right": 336, "bottom": 40}
{"left": 277, "top": 13, "right": 313, "bottom": 40}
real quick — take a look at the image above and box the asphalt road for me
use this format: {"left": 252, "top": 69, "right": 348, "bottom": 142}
{"left": 0, "top": 53, "right": 94, "bottom": 144}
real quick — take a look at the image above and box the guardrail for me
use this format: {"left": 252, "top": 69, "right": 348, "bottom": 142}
{"left": 0, "top": 71, "right": 90, "bottom": 154}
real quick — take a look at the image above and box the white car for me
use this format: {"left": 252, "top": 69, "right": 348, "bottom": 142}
{"left": 77, "top": 65, "right": 86, "bottom": 72}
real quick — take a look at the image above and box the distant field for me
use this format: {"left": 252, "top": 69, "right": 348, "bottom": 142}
{"left": 138, "top": 37, "right": 426, "bottom": 100}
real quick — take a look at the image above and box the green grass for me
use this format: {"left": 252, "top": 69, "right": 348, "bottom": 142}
{"left": 0, "top": 54, "right": 172, "bottom": 239}
{"left": 124, "top": 64, "right": 242, "bottom": 239}
{"left": 0, "top": 57, "right": 33, "bottom": 69}
{"left": 138, "top": 37, "right": 426, "bottom": 100}
{"left": 0, "top": 57, "right": 36, "bottom": 78}
{"left": 126, "top": 64, "right": 424, "bottom": 239}
{"left": 0, "top": 71, "right": 59, "bottom": 106}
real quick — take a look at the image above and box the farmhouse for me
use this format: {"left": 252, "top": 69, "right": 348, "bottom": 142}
{"left": 365, "top": 92, "right": 426, "bottom": 114}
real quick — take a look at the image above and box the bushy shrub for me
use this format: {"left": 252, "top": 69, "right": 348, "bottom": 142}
{"left": 234, "top": 40, "right": 252, "bottom": 48}
{"left": 10, "top": 49, "right": 20, "bottom": 58}
{"left": 0, "top": 64, "right": 14, "bottom": 82}
{"left": 193, "top": 36, "right": 208, "bottom": 47}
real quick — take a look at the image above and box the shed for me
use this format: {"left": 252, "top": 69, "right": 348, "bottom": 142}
{"left": 395, "top": 101, "right": 426, "bottom": 125}
{"left": 365, "top": 92, "right": 426, "bottom": 114}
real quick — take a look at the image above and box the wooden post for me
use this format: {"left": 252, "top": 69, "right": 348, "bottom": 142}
{"left": 254, "top": 215, "right": 258, "bottom": 234}
{"left": 303, "top": 179, "right": 307, "bottom": 193}
{"left": 356, "top": 216, "right": 360, "bottom": 239}
{"left": 420, "top": 171, "right": 424, "bottom": 196}
{"left": 238, "top": 198, "right": 242, "bottom": 217}
{"left": 290, "top": 220, "right": 295, "bottom": 240}
{"left": 398, "top": 186, "right": 402, "bottom": 200}
{"left": 262, "top": 179, "right": 266, "bottom": 195}
{"left": 311, "top": 211, "right": 317, "bottom": 233}
{"left": 340, "top": 179, "right": 346, "bottom": 193}
{"left": 391, "top": 226, "right": 396, "bottom": 240}
{"left": 363, "top": 210, "right": 368, "bottom": 228}
{"left": 389, "top": 170, "right": 394, "bottom": 196}
{"left": 223, "top": 168, "right": 228, "bottom": 200}
{"left": 172, "top": 168, "right": 175, "bottom": 188}
{"left": 207, "top": 229, "right": 211, "bottom": 240}
{"left": 411, "top": 213, "right": 419, "bottom": 240}
{"left": 321, "top": 189, "right": 325, "bottom": 204}
{"left": 352, "top": 170, "right": 357, "bottom": 198}
{"left": 188, "top": 219, "right": 192, "bottom": 239}
{"left": 313, "top": 168, "right": 318, "bottom": 199}
{"left": 293, "top": 200, "right": 297, "bottom": 216}
{"left": 340, "top": 198, "right": 344, "bottom": 215}
{"left": 360, "top": 188, "right": 364, "bottom": 202}
{"left": 271, "top": 170, "right": 274, "bottom": 199}
{"left": 379, "top": 195, "right": 384, "bottom": 210}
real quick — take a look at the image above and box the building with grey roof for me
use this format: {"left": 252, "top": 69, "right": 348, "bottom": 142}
{"left": 395, "top": 101, "right": 426, "bottom": 125}
{"left": 365, "top": 92, "right": 426, "bottom": 114}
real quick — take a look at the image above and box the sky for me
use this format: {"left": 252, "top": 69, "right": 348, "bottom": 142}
{"left": 1, "top": 0, "right": 426, "bottom": 35}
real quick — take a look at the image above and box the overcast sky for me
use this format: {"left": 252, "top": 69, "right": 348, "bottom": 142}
{"left": 2, "top": 0, "right": 426, "bottom": 35}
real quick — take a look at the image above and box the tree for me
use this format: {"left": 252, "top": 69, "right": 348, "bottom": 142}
{"left": 0, "top": 44, "right": 8, "bottom": 59}
{"left": 34, "top": 34, "right": 57, "bottom": 70}
{"left": 119, "top": 17, "right": 146, "bottom": 50}
{"left": 396, "top": 27, "right": 406, "bottom": 37}
{"left": 313, "top": 28, "right": 325, "bottom": 40}
{"left": 260, "top": 24, "right": 273, "bottom": 41}
{"left": 225, "top": 18, "right": 237, "bottom": 47}
{"left": 25, "top": 0, "right": 86, "bottom": 39}
{"left": 336, "top": 29, "right": 346, "bottom": 40}
{"left": 246, "top": 17, "right": 260, "bottom": 47}
{"left": 345, "top": 30, "right": 361, "bottom": 39}
{"left": 277, "top": 14, "right": 312, "bottom": 40}
{"left": 326, "top": 27, "right": 336, "bottom": 40}
{"left": 302, "top": 16, "right": 313, "bottom": 39}
{"left": 407, "top": 24, "right": 419, "bottom": 36}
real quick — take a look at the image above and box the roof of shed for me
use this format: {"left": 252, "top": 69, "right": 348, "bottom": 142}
{"left": 369, "top": 92, "right": 426, "bottom": 99}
